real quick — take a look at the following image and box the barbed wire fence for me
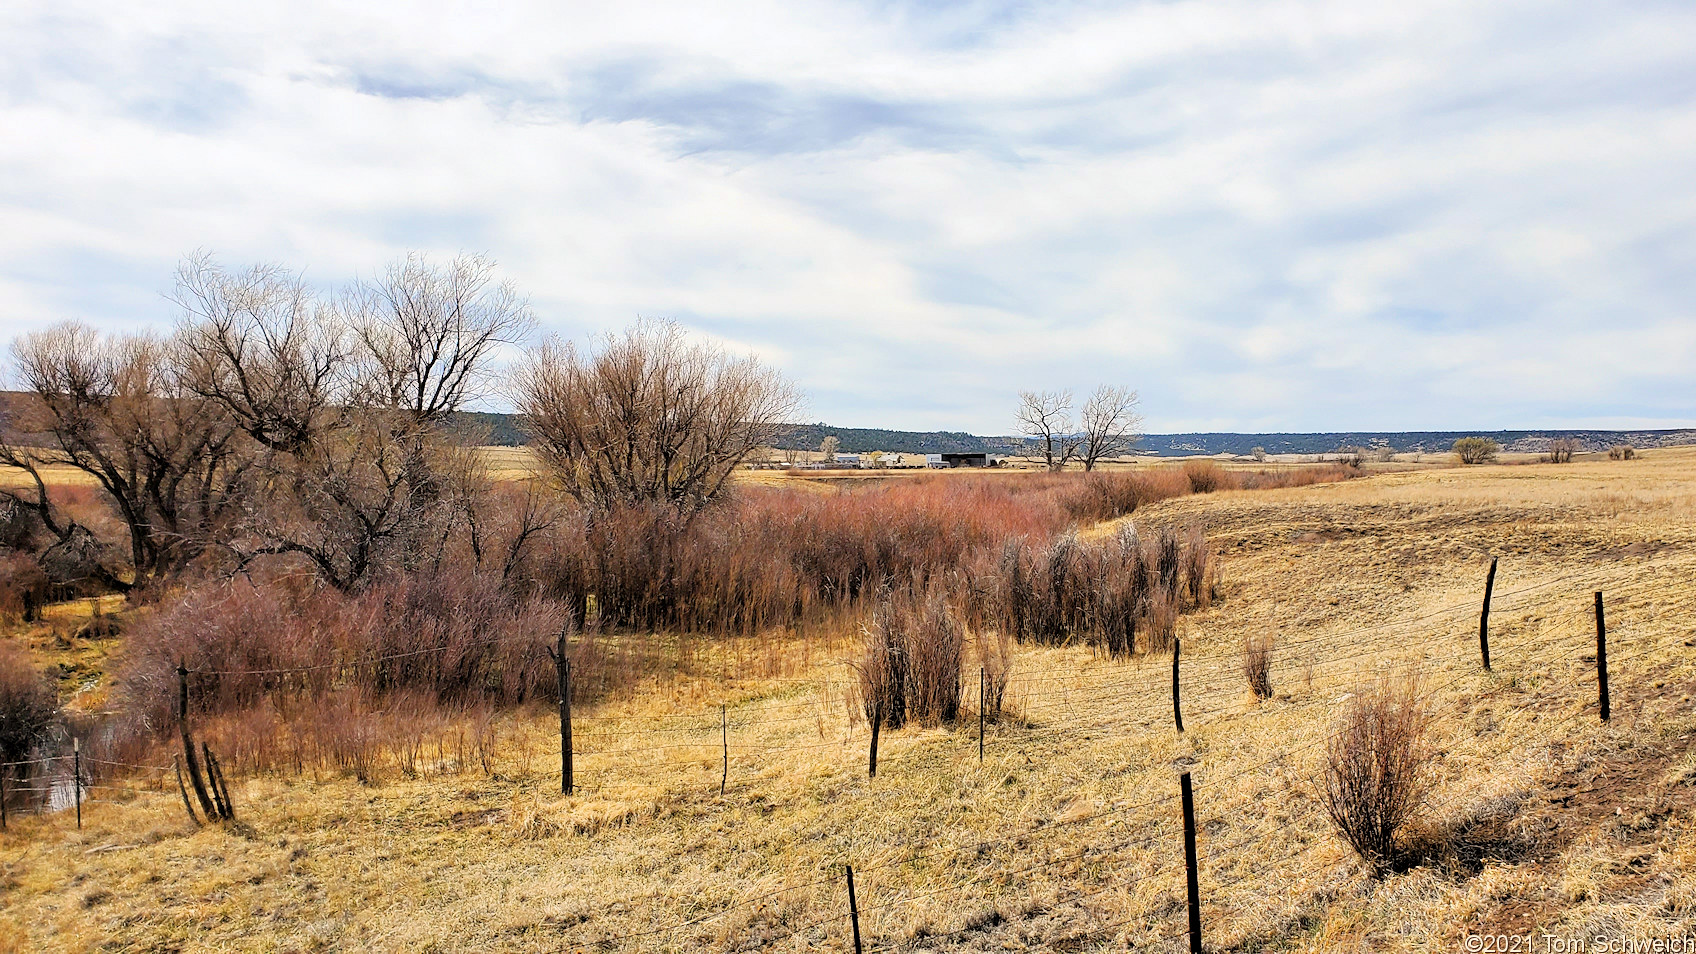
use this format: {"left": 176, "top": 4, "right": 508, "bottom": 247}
{"left": 2, "top": 560, "right": 1687, "bottom": 953}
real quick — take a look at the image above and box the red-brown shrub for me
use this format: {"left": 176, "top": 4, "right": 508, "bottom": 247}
{"left": 1183, "top": 459, "right": 1225, "bottom": 493}
{"left": 117, "top": 570, "right": 568, "bottom": 732}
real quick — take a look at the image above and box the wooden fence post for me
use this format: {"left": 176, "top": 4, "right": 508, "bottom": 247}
{"left": 720, "top": 705, "right": 728, "bottom": 796}
{"left": 0, "top": 765, "right": 7, "bottom": 831}
{"left": 868, "top": 709, "right": 882, "bottom": 779}
{"left": 73, "top": 737, "right": 82, "bottom": 830}
{"left": 1479, "top": 556, "right": 1497, "bottom": 671}
{"left": 177, "top": 663, "right": 217, "bottom": 820}
{"left": 548, "top": 631, "right": 573, "bottom": 795}
{"left": 1172, "top": 639, "right": 1184, "bottom": 734}
{"left": 979, "top": 667, "right": 985, "bottom": 764}
{"left": 1180, "top": 772, "right": 1201, "bottom": 954}
{"left": 846, "top": 864, "right": 864, "bottom": 954}
{"left": 1595, "top": 591, "right": 1610, "bottom": 722}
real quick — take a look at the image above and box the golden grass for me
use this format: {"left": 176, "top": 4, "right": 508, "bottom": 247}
{"left": 4, "top": 449, "right": 1696, "bottom": 950}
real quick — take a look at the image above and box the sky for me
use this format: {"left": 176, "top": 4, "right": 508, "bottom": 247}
{"left": 3, "top": 0, "right": 1694, "bottom": 434}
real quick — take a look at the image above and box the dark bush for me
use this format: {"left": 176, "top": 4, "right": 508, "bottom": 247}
{"left": 0, "top": 640, "right": 59, "bottom": 763}
{"left": 0, "top": 551, "right": 50, "bottom": 622}
{"left": 1453, "top": 437, "right": 1499, "bottom": 465}
{"left": 1321, "top": 677, "right": 1434, "bottom": 871}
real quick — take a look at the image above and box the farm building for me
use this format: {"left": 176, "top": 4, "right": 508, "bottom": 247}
{"left": 940, "top": 452, "right": 990, "bottom": 468}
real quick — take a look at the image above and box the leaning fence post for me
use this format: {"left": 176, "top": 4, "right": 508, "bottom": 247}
{"left": 174, "top": 754, "right": 200, "bottom": 826}
{"left": 1180, "top": 772, "right": 1201, "bottom": 954}
{"left": 1172, "top": 638, "right": 1185, "bottom": 734}
{"left": 204, "top": 744, "right": 234, "bottom": 820}
{"left": 868, "top": 708, "right": 882, "bottom": 779}
{"left": 1479, "top": 556, "right": 1497, "bottom": 671}
{"left": 73, "top": 738, "right": 82, "bottom": 830}
{"left": 720, "top": 705, "right": 728, "bottom": 796}
{"left": 177, "top": 663, "right": 217, "bottom": 820}
{"left": 978, "top": 667, "right": 986, "bottom": 764}
{"left": 846, "top": 864, "right": 864, "bottom": 954}
{"left": 1595, "top": 591, "right": 1610, "bottom": 722}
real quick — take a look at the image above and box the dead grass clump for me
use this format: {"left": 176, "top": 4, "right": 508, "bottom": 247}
{"left": 904, "top": 585, "right": 965, "bottom": 726}
{"left": 1243, "top": 634, "right": 1273, "bottom": 700}
{"left": 1398, "top": 792, "right": 1538, "bottom": 876}
{"left": 975, "top": 618, "right": 1014, "bottom": 719}
{"left": 1181, "top": 524, "right": 1216, "bottom": 609}
{"left": 1320, "top": 677, "right": 1435, "bottom": 872}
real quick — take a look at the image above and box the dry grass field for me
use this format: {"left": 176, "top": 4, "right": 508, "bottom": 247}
{"left": 3, "top": 449, "right": 1695, "bottom": 952}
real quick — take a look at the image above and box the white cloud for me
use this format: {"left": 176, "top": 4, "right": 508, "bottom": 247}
{"left": 2, "top": 0, "right": 1693, "bottom": 432}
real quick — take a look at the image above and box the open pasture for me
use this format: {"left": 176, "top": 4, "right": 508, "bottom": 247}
{"left": 1, "top": 450, "right": 1694, "bottom": 952}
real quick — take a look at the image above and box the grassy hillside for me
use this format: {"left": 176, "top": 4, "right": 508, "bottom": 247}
{"left": 3, "top": 449, "right": 1694, "bottom": 951}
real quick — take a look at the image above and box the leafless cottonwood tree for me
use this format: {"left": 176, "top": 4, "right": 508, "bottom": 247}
{"left": 1079, "top": 385, "right": 1141, "bottom": 471}
{"left": 1016, "top": 389, "right": 1080, "bottom": 472}
{"left": 176, "top": 252, "right": 535, "bottom": 590}
{"left": 174, "top": 255, "right": 347, "bottom": 454}
{"left": 2, "top": 323, "right": 250, "bottom": 587}
{"left": 517, "top": 319, "right": 801, "bottom": 516}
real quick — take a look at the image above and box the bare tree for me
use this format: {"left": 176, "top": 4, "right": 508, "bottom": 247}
{"left": 343, "top": 253, "right": 534, "bottom": 423}
{"left": 1015, "top": 389, "right": 1079, "bottom": 472}
{"left": 1079, "top": 385, "right": 1142, "bottom": 471}
{"left": 176, "top": 252, "right": 531, "bottom": 590}
{"left": 173, "top": 254, "right": 346, "bottom": 454}
{"left": 517, "top": 320, "right": 802, "bottom": 515}
{"left": 2, "top": 323, "right": 251, "bottom": 586}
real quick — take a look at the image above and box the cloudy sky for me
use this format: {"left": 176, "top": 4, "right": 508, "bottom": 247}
{"left": 3, "top": 1, "right": 1694, "bottom": 434}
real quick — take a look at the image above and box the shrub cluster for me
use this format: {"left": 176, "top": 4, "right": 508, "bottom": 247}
{"left": 988, "top": 523, "right": 1214, "bottom": 656}
{"left": 118, "top": 570, "right": 568, "bottom": 731}
{"left": 856, "top": 580, "right": 966, "bottom": 730}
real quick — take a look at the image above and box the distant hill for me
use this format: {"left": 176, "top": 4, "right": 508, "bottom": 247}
{"left": 473, "top": 414, "right": 1694, "bottom": 457}
{"left": 1131, "top": 429, "right": 1696, "bottom": 457}
{"left": 7, "top": 394, "right": 1692, "bottom": 457}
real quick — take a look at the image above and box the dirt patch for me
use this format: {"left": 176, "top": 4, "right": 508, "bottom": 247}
{"left": 1478, "top": 678, "right": 1696, "bottom": 935}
